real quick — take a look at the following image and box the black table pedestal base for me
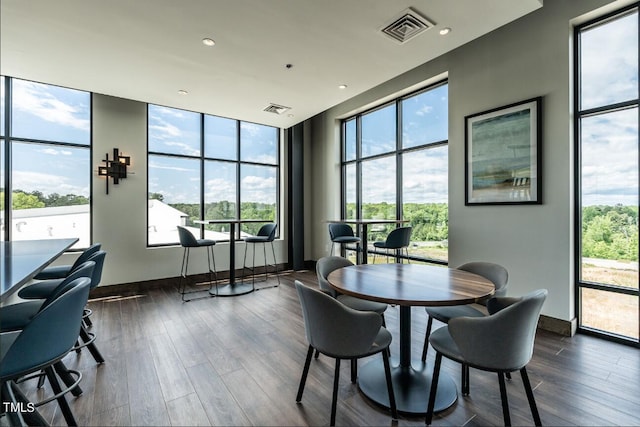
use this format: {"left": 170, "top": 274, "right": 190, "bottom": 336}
{"left": 211, "top": 282, "right": 254, "bottom": 297}
{"left": 358, "top": 358, "right": 457, "bottom": 415}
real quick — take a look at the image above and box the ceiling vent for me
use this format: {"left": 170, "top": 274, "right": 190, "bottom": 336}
{"left": 381, "top": 7, "right": 434, "bottom": 44}
{"left": 263, "top": 103, "right": 291, "bottom": 115}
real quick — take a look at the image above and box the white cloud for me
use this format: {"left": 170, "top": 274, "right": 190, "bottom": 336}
{"left": 13, "top": 170, "right": 88, "bottom": 196}
{"left": 13, "top": 81, "right": 89, "bottom": 131}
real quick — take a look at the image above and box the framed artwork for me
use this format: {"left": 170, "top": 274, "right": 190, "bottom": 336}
{"left": 465, "top": 97, "right": 542, "bottom": 205}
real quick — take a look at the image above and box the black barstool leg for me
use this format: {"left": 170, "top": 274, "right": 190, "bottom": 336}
{"left": 251, "top": 242, "right": 256, "bottom": 290}
{"left": 262, "top": 243, "right": 268, "bottom": 282}
{"left": 270, "top": 241, "right": 280, "bottom": 285}
{"left": 498, "top": 371, "right": 511, "bottom": 426}
{"left": 425, "top": 352, "right": 442, "bottom": 425}
{"left": 54, "top": 361, "right": 82, "bottom": 397}
{"left": 8, "top": 381, "right": 48, "bottom": 426}
{"left": 520, "top": 367, "right": 542, "bottom": 426}
{"left": 80, "top": 324, "right": 105, "bottom": 364}
{"left": 242, "top": 243, "right": 249, "bottom": 284}
{"left": 2, "top": 381, "right": 27, "bottom": 427}
{"left": 296, "top": 346, "right": 314, "bottom": 402}
{"left": 421, "top": 315, "right": 433, "bottom": 362}
{"left": 330, "top": 359, "right": 341, "bottom": 426}
{"left": 45, "top": 366, "right": 77, "bottom": 426}
{"left": 314, "top": 349, "right": 320, "bottom": 359}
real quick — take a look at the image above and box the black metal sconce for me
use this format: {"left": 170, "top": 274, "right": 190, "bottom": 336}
{"left": 98, "top": 148, "right": 131, "bottom": 194}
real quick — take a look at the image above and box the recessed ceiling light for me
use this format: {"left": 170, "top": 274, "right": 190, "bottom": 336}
{"left": 439, "top": 27, "right": 451, "bottom": 35}
{"left": 338, "top": 84, "right": 348, "bottom": 89}
{"left": 202, "top": 38, "right": 216, "bottom": 46}
{"left": 178, "top": 89, "right": 188, "bottom": 95}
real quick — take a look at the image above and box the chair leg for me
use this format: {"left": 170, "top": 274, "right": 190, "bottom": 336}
{"left": 207, "top": 245, "right": 218, "bottom": 296}
{"left": 2, "top": 381, "right": 27, "bottom": 427}
{"left": 178, "top": 247, "right": 189, "bottom": 300}
{"left": 382, "top": 349, "right": 398, "bottom": 420}
{"left": 498, "top": 372, "right": 511, "bottom": 426}
{"left": 520, "top": 367, "right": 542, "bottom": 426}
{"left": 350, "top": 359, "right": 357, "bottom": 383}
{"left": 6, "top": 380, "right": 49, "bottom": 426}
{"left": 425, "top": 352, "right": 442, "bottom": 425}
{"left": 506, "top": 371, "right": 512, "bottom": 380}
{"left": 314, "top": 348, "right": 320, "bottom": 359}
{"left": 296, "top": 346, "right": 314, "bottom": 402}
{"left": 330, "top": 359, "right": 341, "bottom": 426}
{"left": 421, "top": 315, "right": 433, "bottom": 362}
{"left": 79, "top": 323, "right": 105, "bottom": 364}
{"left": 462, "top": 363, "right": 470, "bottom": 395}
{"left": 45, "top": 366, "right": 78, "bottom": 426}
{"left": 270, "top": 241, "right": 280, "bottom": 286}
{"left": 54, "top": 361, "right": 82, "bottom": 397}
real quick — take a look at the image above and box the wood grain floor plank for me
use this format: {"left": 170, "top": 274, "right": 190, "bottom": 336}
{"left": 24, "top": 269, "right": 636, "bottom": 427}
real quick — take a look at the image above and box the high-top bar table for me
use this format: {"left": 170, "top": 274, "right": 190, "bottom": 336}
{"left": 326, "top": 219, "right": 409, "bottom": 264}
{"left": 1, "top": 238, "right": 79, "bottom": 302}
{"left": 194, "top": 219, "right": 272, "bottom": 296}
{"left": 327, "top": 263, "right": 495, "bottom": 415}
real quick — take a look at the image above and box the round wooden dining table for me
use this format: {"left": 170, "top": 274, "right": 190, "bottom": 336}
{"left": 327, "top": 263, "right": 495, "bottom": 415}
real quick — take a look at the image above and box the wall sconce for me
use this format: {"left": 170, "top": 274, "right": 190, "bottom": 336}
{"left": 98, "top": 148, "right": 131, "bottom": 194}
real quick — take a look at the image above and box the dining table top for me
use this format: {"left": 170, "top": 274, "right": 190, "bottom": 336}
{"left": 326, "top": 218, "right": 409, "bottom": 225}
{"left": 1, "top": 238, "right": 79, "bottom": 300}
{"left": 327, "top": 262, "right": 495, "bottom": 307}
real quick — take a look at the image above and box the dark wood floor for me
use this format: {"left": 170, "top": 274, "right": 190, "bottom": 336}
{"left": 19, "top": 270, "right": 640, "bottom": 426}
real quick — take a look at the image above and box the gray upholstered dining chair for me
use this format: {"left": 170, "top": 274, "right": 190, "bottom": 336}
{"left": 294, "top": 280, "right": 397, "bottom": 426}
{"left": 328, "top": 223, "right": 360, "bottom": 257}
{"left": 421, "top": 261, "right": 508, "bottom": 394}
{"left": 316, "top": 256, "right": 389, "bottom": 378}
{"left": 241, "top": 222, "right": 280, "bottom": 289}
{"left": 177, "top": 225, "right": 218, "bottom": 301}
{"left": 372, "top": 226, "right": 412, "bottom": 264}
{"left": 425, "top": 289, "right": 547, "bottom": 427}
{"left": 316, "top": 256, "right": 388, "bottom": 325}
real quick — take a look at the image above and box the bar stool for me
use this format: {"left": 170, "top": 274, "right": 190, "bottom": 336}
{"left": 328, "top": 223, "right": 360, "bottom": 257}
{"left": 177, "top": 226, "right": 218, "bottom": 302}
{"left": 241, "top": 223, "right": 279, "bottom": 289}
{"left": 1, "top": 278, "right": 91, "bottom": 426}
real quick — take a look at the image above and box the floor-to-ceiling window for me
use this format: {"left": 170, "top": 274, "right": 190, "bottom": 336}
{"left": 575, "top": 4, "right": 639, "bottom": 345}
{"left": 342, "top": 81, "right": 448, "bottom": 264}
{"left": 147, "top": 104, "right": 279, "bottom": 246}
{"left": 1, "top": 76, "right": 92, "bottom": 248}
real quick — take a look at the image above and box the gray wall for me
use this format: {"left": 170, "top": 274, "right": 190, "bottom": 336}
{"left": 307, "top": 0, "right": 626, "bottom": 323}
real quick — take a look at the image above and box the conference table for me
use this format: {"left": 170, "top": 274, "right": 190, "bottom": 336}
{"left": 194, "top": 219, "right": 272, "bottom": 296}
{"left": 326, "top": 219, "right": 409, "bottom": 264}
{"left": 1, "top": 238, "right": 79, "bottom": 302}
{"left": 327, "top": 263, "right": 495, "bottom": 415}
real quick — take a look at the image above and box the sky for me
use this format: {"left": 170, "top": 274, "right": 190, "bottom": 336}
{"left": 1, "top": 9, "right": 637, "bottom": 209}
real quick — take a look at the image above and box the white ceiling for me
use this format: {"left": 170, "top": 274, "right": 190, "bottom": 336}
{"left": 1, "top": 0, "right": 542, "bottom": 128}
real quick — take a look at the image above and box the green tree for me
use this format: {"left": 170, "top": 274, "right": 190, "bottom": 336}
{"left": 12, "top": 191, "right": 45, "bottom": 209}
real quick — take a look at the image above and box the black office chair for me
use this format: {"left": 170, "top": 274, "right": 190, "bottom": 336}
{"left": 241, "top": 223, "right": 279, "bottom": 289}
{"left": 294, "top": 280, "right": 397, "bottom": 426}
{"left": 328, "top": 223, "right": 360, "bottom": 257}
{"left": 177, "top": 225, "right": 218, "bottom": 302}
{"left": 372, "top": 226, "right": 412, "bottom": 264}
{"left": 425, "top": 289, "right": 547, "bottom": 426}
{"left": 1, "top": 277, "right": 91, "bottom": 426}
{"left": 33, "top": 242, "right": 101, "bottom": 280}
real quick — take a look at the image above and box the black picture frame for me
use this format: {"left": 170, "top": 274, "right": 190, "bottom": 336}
{"left": 465, "top": 97, "right": 542, "bottom": 205}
